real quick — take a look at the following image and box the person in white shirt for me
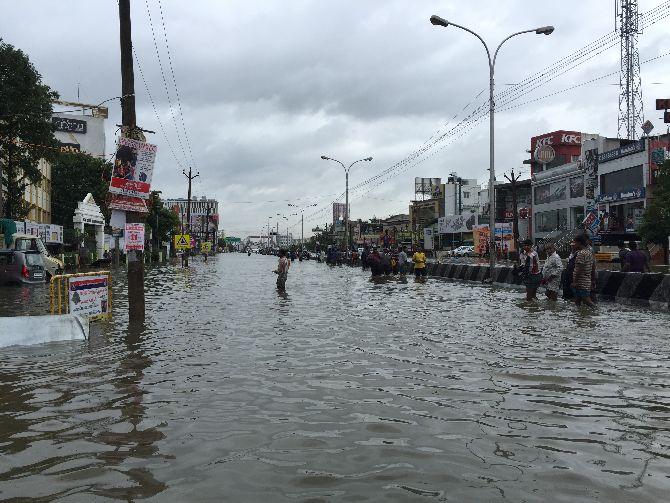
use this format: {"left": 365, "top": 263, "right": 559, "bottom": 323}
{"left": 541, "top": 241, "right": 563, "bottom": 301}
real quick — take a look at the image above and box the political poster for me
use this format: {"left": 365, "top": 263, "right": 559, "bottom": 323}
{"left": 124, "top": 223, "right": 145, "bottom": 252}
{"left": 473, "top": 225, "right": 490, "bottom": 256}
{"left": 109, "top": 137, "right": 157, "bottom": 199}
{"left": 68, "top": 274, "right": 110, "bottom": 319}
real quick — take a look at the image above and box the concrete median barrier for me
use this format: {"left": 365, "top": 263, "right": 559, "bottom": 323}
{"left": 0, "top": 314, "right": 89, "bottom": 347}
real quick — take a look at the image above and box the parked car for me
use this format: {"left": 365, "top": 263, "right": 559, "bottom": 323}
{"left": 451, "top": 245, "right": 475, "bottom": 257}
{"left": 0, "top": 250, "right": 47, "bottom": 285}
{"left": 0, "top": 233, "right": 63, "bottom": 279}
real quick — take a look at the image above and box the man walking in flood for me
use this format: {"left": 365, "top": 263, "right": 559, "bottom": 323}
{"left": 571, "top": 234, "right": 595, "bottom": 308}
{"left": 274, "top": 249, "right": 290, "bottom": 292}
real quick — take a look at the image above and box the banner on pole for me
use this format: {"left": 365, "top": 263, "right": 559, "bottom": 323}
{"left": 110, "top": 137, "right": 157, "bottom": 199}
{"left": 124, "top": 223, "right": 145, "bottom": 252}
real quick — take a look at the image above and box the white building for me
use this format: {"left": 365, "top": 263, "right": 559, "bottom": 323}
{"left": 163, "top": 196, "right": 220, "bottom": 242}
{"left": 444, "top": 177, "right": 480, "bottom": 215}
{"left": 277, "top": 233, "right": 294, "bottom": 248}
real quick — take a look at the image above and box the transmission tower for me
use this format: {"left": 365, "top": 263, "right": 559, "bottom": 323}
{"left": 617, "top": 0, "right": 644, "bottom": 140}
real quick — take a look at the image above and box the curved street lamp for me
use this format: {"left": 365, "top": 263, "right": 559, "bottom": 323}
{"left": 430, "top": 15, "right": 553, "bottom": 276}
{"left": 320, "top": 155, "right": 373, "bottom": 248}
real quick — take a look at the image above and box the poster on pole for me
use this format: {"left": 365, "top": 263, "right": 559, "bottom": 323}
{"left": 68, "top": 274, "right": 110, "bottom": 319}
{"left": 124, "top": 223, "right": 145, "bottom": 252}
{"left": 109, "top": 137, "right": 157, "bottom": 199}
{"left": 473, "top": 225, "right": 490, "bottom": 256}
{"left": 423, "top": 228, "right": 434, "bottom": 250}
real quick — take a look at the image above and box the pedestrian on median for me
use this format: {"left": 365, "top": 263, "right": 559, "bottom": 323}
{"left": 623, "top": 241, "right": 650, "bottom": 273}
{"left": 519, "top": 239, "right": 541, "bottom": 301}
{"left": 617, "top": 241, "right": 630, "bottom": 271}
{"left": 274, "top": 249, "right": 290, "bottom": 291}
{"left": 398, "top": 246, "right": 409, "bottom": 275}
{"left": 412, "top": 246, "right": 427, "bottom": 279}
{"left": 571, "top": 234, "right": 595, "bottom": 308}
{"left": 541, "top": 241, "right": 563, "bottom": 301}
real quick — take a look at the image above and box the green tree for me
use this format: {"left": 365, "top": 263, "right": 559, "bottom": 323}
{"left": 639, "top": 159, "right": 670, "bottom": 247}
{"left": 51, "top": 152, "right": 112, "bottom": 227}
{"left": 0, "top": 40, "right": 59, "bottom": 219}
{"left": 147, "top": 191, "right": 180, "bottom": 245}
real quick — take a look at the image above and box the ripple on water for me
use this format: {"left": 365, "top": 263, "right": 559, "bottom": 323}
{"left": 0, "top": 255, "right": 669, "bottom": 501}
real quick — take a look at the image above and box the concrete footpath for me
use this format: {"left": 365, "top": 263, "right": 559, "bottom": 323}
{"left": 423, "top": 262, "right": 670, "bottom": 312}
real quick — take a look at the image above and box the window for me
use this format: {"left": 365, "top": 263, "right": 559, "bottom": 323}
{"left": 535, "top": 209, "right": 568, "bottom": 233}
{"left": 463, "top": 191, "right": 470, "bottom": 199}
{"left": 600, "top": 165, "right": 643, "bottom": 194}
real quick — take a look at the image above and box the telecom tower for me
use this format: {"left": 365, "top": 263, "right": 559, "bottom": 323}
{"left": 617, "top": 0, "right": 644, "bottom": 140}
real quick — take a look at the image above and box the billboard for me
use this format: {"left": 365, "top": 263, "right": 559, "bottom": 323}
{"left": 332, "top": 203, "right": 349, "bottom": 226}
{"left": 534, "top": 180, "right": 567, "bottom": 205}
{"left": 109, "top": 137, "right": 157, "bottom": 199}
{"left": 438, "top": 212, "right": 478, "bottom": 234}
{"left": 473, "top": 225, "right": 490, "bottom": 255}
{"left": 415, "top": 177, "right": 442, "bottom": 198}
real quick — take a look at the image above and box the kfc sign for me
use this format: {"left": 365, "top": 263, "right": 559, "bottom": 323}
{"left": 532, "top": 131, "right": 581, "bottom": 149}
{"left": 561, "top": 133, "right": 581, "bottom": 144}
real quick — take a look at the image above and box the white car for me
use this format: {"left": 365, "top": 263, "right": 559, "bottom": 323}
{"left": 451, "top": 245, "right": 475, "bottom": 257}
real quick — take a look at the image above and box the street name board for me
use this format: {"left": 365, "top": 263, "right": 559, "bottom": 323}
{"left": 175, "top": 234, "right": 190, "bottom": 250}
{"left": 124, "top": 223, "right": 145, "bottom": 252}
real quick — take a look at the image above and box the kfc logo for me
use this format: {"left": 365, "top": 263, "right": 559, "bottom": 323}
{"left": 536, "top": 136, "right": 553, "bottom": 147}
{"left": 561, "top": 134, "right": 581, "bottom": 144}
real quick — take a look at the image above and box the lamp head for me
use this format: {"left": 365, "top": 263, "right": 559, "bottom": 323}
{"left": 320, "top": 155, "right": 329, "bottom": 160}
{"left": 364, "top": 157, "right": 373, "bottom": 161}
{"left": 535, "top": 26, "right": 554, "bottom": 35}
{"left": 430, "top": 15, "right": 449, "bottom": 27}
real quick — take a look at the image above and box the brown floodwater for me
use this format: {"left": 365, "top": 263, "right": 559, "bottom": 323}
{"left": 0, "top": 253, "right": 669, "bottom": 501}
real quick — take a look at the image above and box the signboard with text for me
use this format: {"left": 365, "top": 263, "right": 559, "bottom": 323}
{"left": 52, "top": 116, "right": 87, "bottom": 134}
{"left": 124, "top": 223, "right": 145, "bottom": 252}
{"left": 68, "top": 274, "right": 109, "bottom": 319}
{"left": 109, "top": 137, "right": 157, "bottom": 199}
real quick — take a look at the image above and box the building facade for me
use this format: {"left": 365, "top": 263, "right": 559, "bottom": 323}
{"left": 444, "top": 177, "right": 480, "bottom": 215}
{"left": 164, "top": 196, "right": 220, "bottom": 243}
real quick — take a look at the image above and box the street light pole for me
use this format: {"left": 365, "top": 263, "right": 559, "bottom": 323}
{"left": 320, "top": 155, "right": 373, "bottom": 250}
{"left": 430, "top": 15, "right": 553, "bottom": 277}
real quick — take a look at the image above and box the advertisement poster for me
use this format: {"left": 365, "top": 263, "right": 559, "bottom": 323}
{"left": 124, "top": 223, "right": 145, "bottom": 252}
{"left": 423, "top": 228, "right": 434, "bottom": 250}
{"left": 494, "top": 223, "right": 515, "bottom": 252}
{"left": 473, "top": 225, "right": 490, "bottom": 255}
{"left": 438, "top": 212, "right": 478, "bottom": 234}
{"left": 649, "top": 140, "right": 669, "bottom": 185}
{"left": 68, "top": 275, "right": 109, "bottom": 318}
{"left": 109, "top": 194, "right": 149, "bottom": 213}
{"left": 109, "top": 137, "right": 157, "bottom": 199}
{"left": 45, "top": 224, "right": 63, "bottom": 244}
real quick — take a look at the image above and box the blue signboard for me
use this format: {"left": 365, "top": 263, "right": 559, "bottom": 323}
{"left": 598, "top": 140, "right": 645, "bottom": 163}
{"left": 596, "top": 187, "right": 645, "bottom": 203}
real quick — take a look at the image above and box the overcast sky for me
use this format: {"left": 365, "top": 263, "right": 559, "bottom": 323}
{"left": 3, "top": 0, "right": 669, "bottom": 237}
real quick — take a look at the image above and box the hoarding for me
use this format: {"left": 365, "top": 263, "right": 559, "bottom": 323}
{"left": 473, "top": 225, "right": 490, "bottom": 255}
{"left": 68, "top": 274, "right": 109, "bottom": 319}
{"left": 534, "top": 180, "right": 567, "bottom": 205}
{"left": 109, "top": 194, "right": 149, "bottom": 213}
{"left": 438, "top": 212, "right": 478, "bottom": 234}
{"left": 415, "top": 177, "right": 442, "bottom": 197}
{"left": 109, "top": 137, "right": 157, "bottom": 199}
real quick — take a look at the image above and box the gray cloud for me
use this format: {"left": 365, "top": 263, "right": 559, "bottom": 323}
{"left": 3, "top": 0, "right": 669, "bottom": 236}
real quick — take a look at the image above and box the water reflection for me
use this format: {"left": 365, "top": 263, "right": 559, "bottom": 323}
{"left": 0, "top": 255, "right": 668, "bottom": 501}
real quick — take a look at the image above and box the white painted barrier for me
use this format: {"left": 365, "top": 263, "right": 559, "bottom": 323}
{"left": 0, "top": 315, "right": 89, "bottom": 347}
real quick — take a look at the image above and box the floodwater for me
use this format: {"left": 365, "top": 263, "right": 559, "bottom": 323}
{"left": 1, "top": 254, "right": 669, "bottom": 502}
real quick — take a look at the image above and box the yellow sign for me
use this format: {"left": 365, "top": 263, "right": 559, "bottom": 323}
{"left": 200, "top": 242, "right": 212, "bottom": 253}
{"left": 175, "top": 234, "right": 190, "bottom": 250}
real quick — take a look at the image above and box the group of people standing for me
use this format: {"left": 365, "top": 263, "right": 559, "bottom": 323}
{"left": 361, "top": 245, "right": 427, "bottom": 279}
{"left": 518, "top": 235, "right": 597, "bottom": 307}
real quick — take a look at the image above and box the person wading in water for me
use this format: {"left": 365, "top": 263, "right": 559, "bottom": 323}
{"left": 274, "top": 249, "right": 290, "bottom": 292}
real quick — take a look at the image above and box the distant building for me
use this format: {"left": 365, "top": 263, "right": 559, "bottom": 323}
{"left": 445, "top": 176, "right": 480, "bottom": 215}
{"left": 164, "top": 196, "right": 219, "bottom": 243}
{"left": 24, "top": 100, "right": 107, "bottom": 224}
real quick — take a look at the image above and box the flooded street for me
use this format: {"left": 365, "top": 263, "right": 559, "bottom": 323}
{"left": 1, "top": 253, "right": 669, "bottom": 502}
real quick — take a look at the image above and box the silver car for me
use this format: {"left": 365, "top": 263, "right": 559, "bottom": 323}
{"left": 0, "top": 250, "right": 46, "bottom": 285}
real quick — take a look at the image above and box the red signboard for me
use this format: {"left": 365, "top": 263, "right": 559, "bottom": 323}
{"left": 656, "top": 98, "right": 670, "bottom": 110}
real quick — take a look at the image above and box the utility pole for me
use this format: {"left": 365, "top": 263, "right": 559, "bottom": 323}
{"left": 504, "top": 168, "right": 522, "bottom": 253}
{"left": 119, "top": 0, "right": 145, "bottom": 322}
{"left": 182, "top": 166, "right": 199, "bottom": 266}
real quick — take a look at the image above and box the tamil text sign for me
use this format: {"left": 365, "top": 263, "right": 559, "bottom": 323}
{"left": 124, "top": 223, "right": 145, "bottom": 252}
{"left": 68, "top": 274, "right": 109, "bottom": 319}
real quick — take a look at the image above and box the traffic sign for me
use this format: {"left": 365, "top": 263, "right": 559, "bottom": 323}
{"left": 174, "top": 234, "right": 190, "bottom": 250}
{"left": 200, "top": 242, "right": 212, "bottom": 253}
{"left": 641, "top": 120, "right": 654, "bottom": 135}
{"left": 534, "top": 145, "right": 556, "bottom": 164}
